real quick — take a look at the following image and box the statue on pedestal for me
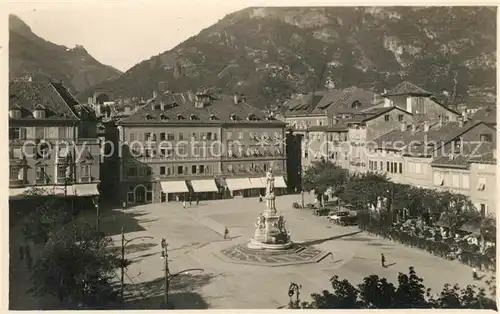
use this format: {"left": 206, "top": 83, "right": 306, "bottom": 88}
{"left": 265, "top": 168, "right": 275, "bottom": 196}
{"left": 255, "top": 214, "right": 265, "bottom": 229}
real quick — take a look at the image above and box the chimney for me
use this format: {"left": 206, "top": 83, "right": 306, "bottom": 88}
{"left": 160, "top": 102, "right": 165, "bottom": 111}
{"left": 400, "top": 120, "right": 407, "bottom": 132}
{"left": 233, "top": 93, "right": 239, "bottom": 104}
{"left": 411, "top": 123, "right": 416, "bottom": 135}
{"left": 153, "top": 90, "right": 158, "bottom": 99}
{"left": 424, "top": 121, "right": 429, "bottom": 132}
{"left": 458, "top": 116, "right": 464, "bottom": 128}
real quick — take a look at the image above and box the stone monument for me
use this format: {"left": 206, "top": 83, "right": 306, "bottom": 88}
{"left": 247, "top": 169, "right": 293, "bottom": 250}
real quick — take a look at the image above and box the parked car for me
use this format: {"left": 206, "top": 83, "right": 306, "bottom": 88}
{"left": 337, "top": 214, "right": 358, "bottom": 226}
{"left": 314, "top": 207, "right": 330, "bottom": 216}
{"left": 327, "top": 211, "right": 350, "bottom": 223}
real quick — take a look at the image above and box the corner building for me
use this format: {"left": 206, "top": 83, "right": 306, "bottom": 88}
{"left": 116, "top": 91, "right": 287, "bottom": 204}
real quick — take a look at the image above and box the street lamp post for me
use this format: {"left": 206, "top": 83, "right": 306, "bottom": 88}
{"left": 120, "top": 228, "right": 153, "bottom": 305}
{"left": 92, "top": 195, "right": 100, "bottom": 233}
{"left": 160, "top": 240, "right": 203, "bottom": 309}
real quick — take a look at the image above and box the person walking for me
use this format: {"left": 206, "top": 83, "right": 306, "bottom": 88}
{"left": 182, "top": 201, "right": 186, "bottom": 209}
{"left": 381, "top": 253, "right": 386, "bottom": 268}
{"left": 189, "top": 198, "right": 192, "bottom": 207}
{"left": 224, "top": 226, "right": 229, "bottom": 240}
{"left": 330, "top": 252, "right": 334, "bottom": 263}
{"left": 196, "top": 197, "right": 200, "bottom": 206}
{"left": 259, "top": 195, "right": 263, "bottom": 203}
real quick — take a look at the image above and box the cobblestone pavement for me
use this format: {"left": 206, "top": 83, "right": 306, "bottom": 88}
{"left": 22, "top": 193, "right": 493, "bottom": 309}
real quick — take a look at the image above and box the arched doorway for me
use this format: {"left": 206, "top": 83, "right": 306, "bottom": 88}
{"left": 134, "top": 185, "right": 146, "bottom": 204}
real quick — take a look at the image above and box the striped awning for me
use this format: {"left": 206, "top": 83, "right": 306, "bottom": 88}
{"left": 249, "top": 177, "right": 266, "bottom": 189}
{"left": 160, "top": 180, "right": 189, "bottom": 193}
{"left": 191, "top": 179, "right": 218, "bottom": 193}
{"left": 225, "top": 178, "right": 253, "bottom": 191}
{"left": 74, "top": 183, "right": 99, "bottom": 196}
{"left": 274, "top": 176, "right": 287, "bottom": 188}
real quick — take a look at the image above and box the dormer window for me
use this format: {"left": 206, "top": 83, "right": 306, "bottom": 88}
{"left": 230, "top": 114, "right": 238, "bottom": 121}
{"left": 159, "top": 113, "right": 169, "bottom": 120}
{"left": 190, "top": 114, "right": 199, "bottom": 120}
{"left": 351, "top": 101, "right": 362, "bottom": 109}
{"left": 9, "top": 108, "right": 21, "bottom": 119}
{"left": 209, "top": 114, "right": 218, "bottom": 120}
{"left": 247, "top": 114, "right": 259, "bottom": 121}
{"left": 33, "top": 104, "right": 46, "bottom": 119}
{"left": 177, "top": 114, "right": 185, "bottom": 120}
{"left": 145, "top": 114, "right": 154, "bottom": 120}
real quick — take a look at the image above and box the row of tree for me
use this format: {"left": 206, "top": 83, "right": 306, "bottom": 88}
{"left": 288, "top": 267, "right": 496, "bottom": 309}
{"left": 302, "top": 160, "right": 495, "bottom": 239}
{"left": 21, "top": 197, "right": 124, "bottom": 309}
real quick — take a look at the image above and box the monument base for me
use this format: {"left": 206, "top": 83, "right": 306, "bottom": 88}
{"left": 247, "top": 238, "right": 294, "bottom": 250}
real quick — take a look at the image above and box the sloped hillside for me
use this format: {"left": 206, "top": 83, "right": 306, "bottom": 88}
{"left": 9, "top": 14, "right": 122, "bottom": 93}
{"left": 82, "top": 7, "right": 496, "bottom": 107}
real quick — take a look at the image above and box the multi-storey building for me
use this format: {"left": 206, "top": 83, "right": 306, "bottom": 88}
{"left": 115, "top": 91, "right": 287, "bottom": 204}
{"left": 9, "top": 78, "right": 101, "bottom": 207}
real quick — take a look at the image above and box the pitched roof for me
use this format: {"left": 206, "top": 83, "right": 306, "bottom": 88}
{"left": 371, "top": 120, "right": 472, "bottom": 155}
{"left": 9, "top": 80, "right": 80, "bottom": 120}
{"left": 470, "top": 107, "right": 496, "bottom": 125}
{"left": 431, "top": 141, "right": 496, "bottom": 168}
{"left": 312, "top": 86, "right": 379, "bottom": 114}
{"left": 384, "top": 81, "right": 432, "bottom": 97}
{"left": 284, "top": 91, "right": 328, "bottom": 116}
{"left": 118, "top": 92, "right": 285, "bottom": 126}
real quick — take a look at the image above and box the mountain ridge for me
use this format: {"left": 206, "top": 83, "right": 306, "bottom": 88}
{"left": 78, "top": 7, "right": 496, "bottom": 107}
{"left": 9, "top": 14, "right": 122, "bottom": 93}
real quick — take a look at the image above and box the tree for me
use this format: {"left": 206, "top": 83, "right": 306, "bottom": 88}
{"left": 339, "top": 172, "right": 390, "bottom": 210}
{"left": 22, "top": 198, "right": 72, "bottom": 244}
{"left": 289, "top": 267, "right": 496, "bottom": 309}
{"left": 302, "top": 159, "right": 348, "bottom": 207}
{"left": 29, "top": 221, "right": 121, "bottom": 308}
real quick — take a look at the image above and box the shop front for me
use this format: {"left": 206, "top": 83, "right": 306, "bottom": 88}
{"left": 225, "top": 177, "right": 253, "bottom": 198}
{"left": 189, "top": 179, "right": 220, "bottom": 201}
{"left": 160, "top": 180, "right": 189, "bottom": 202}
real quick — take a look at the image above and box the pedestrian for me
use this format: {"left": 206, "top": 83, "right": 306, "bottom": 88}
{"left": 189, "top": 198, "right": 192, "bottom": 207}
{"left": 472, "top": 267, "right": 478, "bottom": 280}
{"left": 224, "top": 226, "right": 229, "bottom": 240}
{"left": 182, "top": 201, "right": 186, "bottom": 209}
{"left": 330, "top": 252, "right": 334, "bottom": 263}
{"left": 19, "top": 245, "right": 24, "bottom": 261}
{"left": 259, "top": 195, "right": 263, "bottom": 203}
{"left": 196, "top": 198, "right": 199, "bottom": 206}
{"left": 381, "top": 253, "right": 386, "bottom": 268}
{"left": 161, "top": 238, "right": 167, "bottom": 249}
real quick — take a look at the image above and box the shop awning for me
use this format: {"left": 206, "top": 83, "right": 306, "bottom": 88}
{"left": 191, "top": 179, "right": 218, "bottom": 193}
{"left": 249, "top": 177, "right": 266, "bottom": 189}
{"left": 275, "top": 176, "right": 288, "bottom": 188}
{"left": 10, "top": 185, "right": 76, "bottom": 198}
{"left": 160, "top": 180, "right": 189, "bottom": 193}
{"left": 74, "top": 184, "right": 99, "bottom": 196}
{"left": 225, "top": 178, "right": 253, "bottom": 191}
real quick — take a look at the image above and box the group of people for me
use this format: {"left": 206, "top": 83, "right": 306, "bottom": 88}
{"left": 182, "top": 198, "right": 200, "bottom": 209}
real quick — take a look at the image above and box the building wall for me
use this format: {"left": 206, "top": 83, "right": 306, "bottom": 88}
{"left": 388, "top": 95, "right": 459, "bottom": 122}
{"left": 285, "top": 115, "right": 327, "bottom": 130}
{"left": 365, "top": 109, "right": 413, "bottom": 141}
{"left": 367, "top": 149, "right": 405, "bottom": 184}
{"left": 469, "top": 163, "right": 496, "bottom": 216}
{"left": 432, "top": 167, "right": 471, "bottom": 196}
{"left": 402, "top": 156, "right": 433, "bottom": 189}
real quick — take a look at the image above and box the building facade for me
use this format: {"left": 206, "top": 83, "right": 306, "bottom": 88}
{"left": 9, "top": 78, "right": 100, "bottom": 206}
{"left": 116, "top": 91, "right": 287, "bottom": 204}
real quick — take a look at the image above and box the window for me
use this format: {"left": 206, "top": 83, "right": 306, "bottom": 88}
{"left": 36, "top": 166, "right": 47, "bottom": 184}
{"left": 10, "top": 166, "right": 23, "bottom": 181}
{"left": 207, "top": 132, "right": 212, "bottom": 140}
{"left": 177, "top": 166, "right": 184, "bottom": 174}
{"left": 452, "top": 174, "right": 460, "bottom": 188}
{"left": 145, "top": 132, "right": 151, "bottom": 141}
{"left": 390, "top": 162, "right": 394, "bottom": 173}
{"left": 462, "top": 174, "right": 470, "bottom": 189}
{"left": 57, "top": 166, "right": 68, "bottom": 181}
{"left": 480, "top": 134, "right": 493, "bottom": 142}
{"left": 35, "top": 127, "right": 45, "bottom": 139}
{"left": 160, "top": 132, "right": 166, "bottom": 141}
{"left": 167, "top": 133, "right": 175, "bottom": 141}
{"left": 199, "top": 165, "right": 205, "bottom": 174}
{"left": 160, "top": 166, "right": 166, "bottom": 175}
{"left": 477, "top": 177, "right": 486, "bottom": 191}
{"left": 81, "top": 165, "right": 91, "bottom": 178}
{"left": 238, "top": 131, "right": 244, "bottom": 140}
{"left": 415, "top": 163, "right": 422, "bottom": 174}
{"left": 192, "top": 132, "right": 197, "bottom": 141}
{"left": 192, "top": 165, "right": 197, "bottom": 174}
{"left": 386, "top": 161, "right": 390, "bottom": 172}
{"left": 399, "top": 163, "right": 403, "bottom": 174}
{"left": 379, "top": 161, "right": 383, "bottom": 170}
{"left": 58, "top": 127, "right": 67, "bottom": 139}
{"left": 227, "top": 131, "right": 232, "bottom": 140}
{"left": 480, "top": 204, "right": 487, "bottom": 217}
{"left": 179, "top": 132, "right": 184, "bottom": 140}
{"left": 127, "top": 167, "right": 137, "bottom": 177}
{"left": 9, "top": 128, "right": 20, "bottom": 140}
{"left": 398, "top": 115, "right": 404, "bottom": 122}
{"left": 129, "top": 132, "right": 136, "bottom": 142}
{"left": 384, "top": 115, "right": 390, "bottom": 122}
{"left": 263, "top": 163, "right": 268, "bottom": 171}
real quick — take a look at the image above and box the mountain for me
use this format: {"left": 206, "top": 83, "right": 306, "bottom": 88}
{"left": 9, "top": 14, "right": 122, "bottom": 93}
{"left": 81, "top": 7, "right": 496, "bottom": 107}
